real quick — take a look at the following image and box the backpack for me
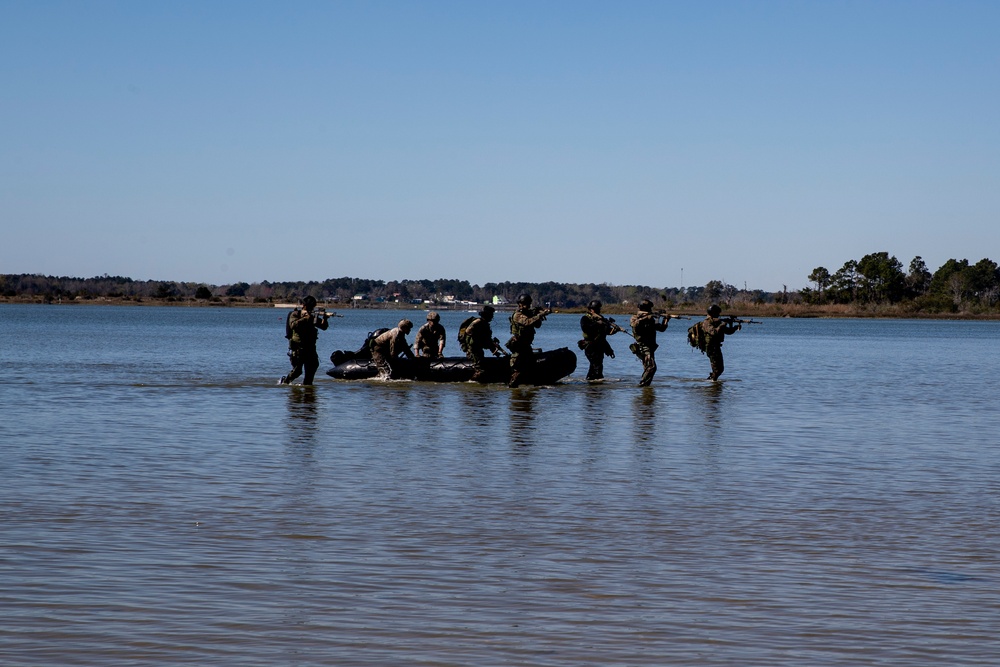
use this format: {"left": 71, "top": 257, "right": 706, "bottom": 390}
{"left": 457, "top": 316, "right": 477, "bottom": 353}
{"left": 687, "top": 321, "right": 708, "bottom": 354}
{"left": 284, "top": 309, "right": 296, "bottom": 340}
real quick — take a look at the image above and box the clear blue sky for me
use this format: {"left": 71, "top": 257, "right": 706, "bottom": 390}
{"left": 3, "top": 1, "right": 998, "bottom": 292}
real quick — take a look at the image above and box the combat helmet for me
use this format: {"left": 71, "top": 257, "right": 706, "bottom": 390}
{"left": 398, "top": 319, "right": 413, "bottom": 332}
{"left": 638, "top": 299, "right": 654, "bottom": 312}
{"left": 588, "top": 299, "right": 602, "bottom": 313}
{"left": 517, "top": 293, "right": 533, "bottom": 306}
{"left": 426, "top": 311, "right": 440, "bottom": 322}
{"left": 707, "top": 304, "right": 722, "bottom": 317}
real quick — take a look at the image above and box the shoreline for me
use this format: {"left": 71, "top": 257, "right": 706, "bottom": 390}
{"left": 2, "top": 296, "right": 998, "bottom": 320}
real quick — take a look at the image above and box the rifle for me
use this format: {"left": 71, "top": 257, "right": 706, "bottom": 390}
{"left": 592, "top": 313, "right": 635, "bottom": 339}
{"left": 314, "top": 308, "right": 343, "bottom": 318}
{"left": 652, "top": 311, "right": 691, "bottom": 320}
{"left": 721, "top": 316, "right": 762, "bottom": 325}
{"left": 491, "top": 337, "right": 511, "bottom": 357}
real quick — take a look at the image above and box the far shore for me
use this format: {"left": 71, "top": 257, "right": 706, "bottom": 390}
{"left": 3, "top": 295, "right": 998, "bottom": 320}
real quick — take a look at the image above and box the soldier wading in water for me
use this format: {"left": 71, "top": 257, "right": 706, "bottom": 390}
{"left": 279, "top": 296, "right": 330, "bottom": 386}
{"left": 690, "top": 304, "right": 742, "bottom": 381}
{"left": 371, "top": 319, "right": 416, "bottom": 379}
{"left": 629, "top": 299, "right": 669, "bottom": 387}
{"left": 579, "top": 299, "right": 621, "bottom": 382}
{"left": 506, "top": 294, "right": 551, "bottom": 388}
{"left": 460, "top": 305, "right": 506, "bottom": 382}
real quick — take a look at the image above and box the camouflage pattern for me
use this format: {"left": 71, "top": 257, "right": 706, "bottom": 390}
{"left": 460, "top": 317, "right": 488, "bottom": 380}
{"left": 508, "top": 305, "right": 549, "bottom": 387}
{"left": 414, "top": 321, "right": 446, "bottom": 358}
{"left": 701, "top": 315, "right": 740, "bottom": 381}
{"left": 371, "top": 326, "right": 415, "bottom": 379}
{"left": 580, "top": 312, "right": 616, "bottom": 381}
{"left": 281, "top": 307, "right": 329, "bottom": 385}
{"left": 629, "top": 310, "right": 668, "bottom": 387}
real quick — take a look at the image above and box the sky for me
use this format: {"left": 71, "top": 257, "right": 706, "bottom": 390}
{"left": 2, "top": 1, "right": 998, "bottom": 292}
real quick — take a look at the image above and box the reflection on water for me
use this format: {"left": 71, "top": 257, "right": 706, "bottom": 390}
{"left": 508, "top": 387, "right": 538, "bottom": 453}
{"left": 632, "top": 386, "right": 657, "bottom": 444}
{"left": 285, "top": 385, "right": 319, "bottom": 437}
{"left": 3, "top": 306, "right": 1000, "bottom": 666}
{"left": 694, "top": 380, "right": 726, "bottom": 433}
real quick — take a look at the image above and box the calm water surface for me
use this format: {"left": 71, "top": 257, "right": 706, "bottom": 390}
{"left": 2, "top": 304, "right": 999, "bottom": 665}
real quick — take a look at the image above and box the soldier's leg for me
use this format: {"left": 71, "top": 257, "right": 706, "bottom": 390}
{"left": 585, "top": 346, "right": 602, "bottom": 381}
{"left": 639, "top": 350, "right": 657, "bottom": 386}
{"left": 283, "top": 348, "right": 304, "bottom": 384}
{"left": 302, "top": 348, "right": 320, "bottom": 385}
{"left": 470, "top": 349, "right": 487, "bottom": 382}
{"left": 708, "top": 349, "right": 724, "bottom": 381}
{"left": 508, "top": 350, "right": 525, "bottom": 387}
{"left": 371, "top": 350, "right": 392, "bottom": 378}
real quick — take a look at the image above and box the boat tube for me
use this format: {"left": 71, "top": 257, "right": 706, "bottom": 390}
{"left": 327, "top": 337, "right": 576, "bottom": 385}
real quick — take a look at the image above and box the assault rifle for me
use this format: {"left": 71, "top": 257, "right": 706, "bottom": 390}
{"left": 652, "top": 311, "right": 691, "bottom": 320}
{"left": 593, "top": 313, "right": 635, "bottom": 339}
{"left": 720, "top": 316, "right": 762, "bottom": 325}
{"left": 314, "top": 308, "right": 343, "bottom": 318}
{"left": 491, "top": 337, "right": 511, "bottom": 357}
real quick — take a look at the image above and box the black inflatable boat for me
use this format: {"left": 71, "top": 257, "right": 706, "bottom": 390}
{"left": 327, "top": 345, "right": 577, "bottom": 384}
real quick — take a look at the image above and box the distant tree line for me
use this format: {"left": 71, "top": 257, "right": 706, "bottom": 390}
{"left": 802, "top": 252, "right": 1000, "bottom": 313}
{"left": 4, "top": 253, "right": 998, "bottom": 314}
{"left": 1, "top": 273, "right": 772, "bottom": 310}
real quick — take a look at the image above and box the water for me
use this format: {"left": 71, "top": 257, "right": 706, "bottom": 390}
{"left": 2, "top": 304, "right": 999, "bottom": 666}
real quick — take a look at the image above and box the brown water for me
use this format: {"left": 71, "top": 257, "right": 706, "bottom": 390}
{"left": 2, "top": 306, "right": 999, "bottom": 665}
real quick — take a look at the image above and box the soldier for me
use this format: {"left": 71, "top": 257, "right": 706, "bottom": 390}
{"left": 461, "top": 304, "right": 506, "bottom": 382}
{"left": 579, "top": 299, "right": 619, "bottom": 382}
{"left": 279, "top": 296, "right": 330, "bottom": 386}
{"left": 629, "top": 298, "right": 669, "bottom": 387}
{"left": 371, "top": 319, "right": 416, "bottom": 379}
{"left": 414, "top": 311, "right": 446, "bottom": 358}
{"left": 701, "top": 304, "right": 741, "bottom": 381}
{"left": 507, "top": 293, "right": 551, "bottom": 388}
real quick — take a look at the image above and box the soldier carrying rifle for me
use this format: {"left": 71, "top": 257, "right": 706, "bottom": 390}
{"left": 579, "top": 300, "right": 623, "bottom": 382}
{"left": 279, "top": 296, "right": 330, "bottom": 386}
{"left": 687, "top": 304, "right": 758, "bottom": 381}
{"left": 629, "top": 299, "right": 671, "bottom": 387}
{"left": 507, "top": 293, "right": 551, "bottom": 388}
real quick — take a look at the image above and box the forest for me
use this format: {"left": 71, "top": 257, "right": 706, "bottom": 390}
{"left": 2, "top": 252, "right": 998, "bottom": 316}
{"left": 802, "top": 253, "right": 999, "bottom": 314}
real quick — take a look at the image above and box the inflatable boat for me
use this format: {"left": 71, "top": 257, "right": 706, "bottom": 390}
{"left": 327, "top": 344, "right": 577, "bottom": 385}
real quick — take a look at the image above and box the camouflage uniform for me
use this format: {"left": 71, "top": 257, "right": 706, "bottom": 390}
{"left": 414, "top": 321, "right": 446, "bottom": 358}
{"left": 580, "top": 312, "right": 617, "bottom": 381}
{"left": 630, "top": 310, "right": 668, "bottom": 387}
{"left": 281, "top": 307, "right": 329, "bottom": 385}
{"left": 464, "top": 315, "right": 502, "bottom": 381}
{"left": 508, "top": 305, "right": 548, "bottom": 387}
{"left": 371, "top": 324, "right": 415, "bottom": 379}
{"left": 701, "top": 315, "right": 740, "bottom": 381}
